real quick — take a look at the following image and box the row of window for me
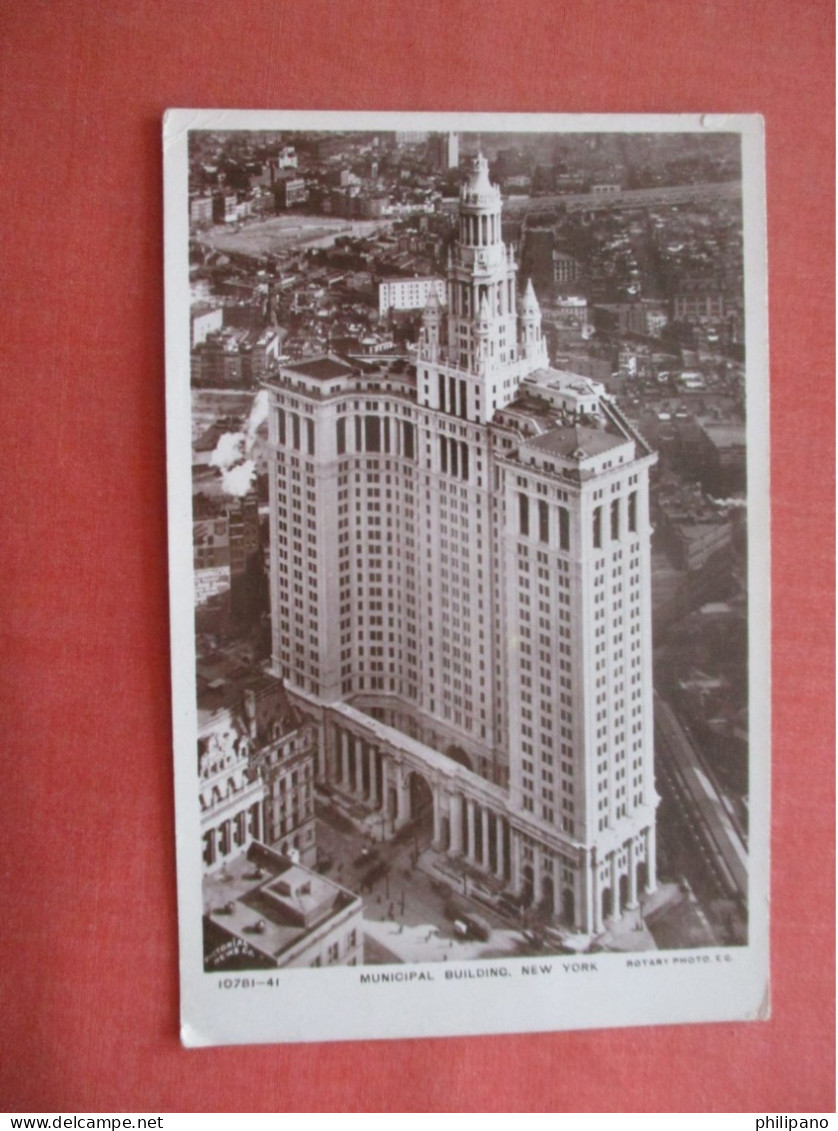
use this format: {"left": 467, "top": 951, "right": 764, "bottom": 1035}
{"left": 592, "top": 493, "right": 638, "bottom": 548}
{"left": 518, "top": 494, "right": 571, "bottom": 549}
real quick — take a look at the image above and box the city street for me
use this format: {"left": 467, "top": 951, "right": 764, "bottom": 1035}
{"left": 315, "top": 808, "right": 531, "bottom": 964}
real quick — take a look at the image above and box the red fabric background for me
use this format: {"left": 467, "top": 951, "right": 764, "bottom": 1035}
{"left": 1, "top": 0, "right": 834, "bottom": 1113}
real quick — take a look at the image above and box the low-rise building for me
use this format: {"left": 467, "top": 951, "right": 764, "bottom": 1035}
{"left": 202, "top": 842, "right": 363, "bottom": 970}
{"left": 241, "top": 676, "right": 318, "bottom": 865}
{"left": 198, "top": 701, "right": 264, "bottom": 874}
{"left": 198, "top": 666, "right": 318, "bottom": 867}
{"left": 656, "top": 480, "right": 732, "bottom": 572}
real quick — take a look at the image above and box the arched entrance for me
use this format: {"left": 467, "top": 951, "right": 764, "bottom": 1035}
{"left": 619, "top": 873, "right": 629, "bottom": 913}
{"left": 637, "top": 861, "right": 648, "bottom": 894}
{"left": 521, "top": 864, "right": 534, "bottom": 908}
{"left": 562, "top": 887, "right": 575, "bottom": 926}
{"left": 408, "top": 771, "right": 433, "bottom": 820}
{"left": 407, "top": 771, "right": 434, "bottom": 850}
{"left": 540, "top": 875, "right": 555, "bottom": 917}
{"left": 445, "top": 744, "right": 473, "bottom": 771}
{"left": 602, "top": 886, "right": 613, "bottom": 921}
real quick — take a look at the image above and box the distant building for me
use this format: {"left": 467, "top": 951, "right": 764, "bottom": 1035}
{"left": 552, "top": 251, "right": 579, "bottom": 285}
{"left": 672, "top": 292, "right": 725, "bottom": 321}
{"left": 276, "top": 146, "right": 297, "bottom": 170}
{"left": 656, "top": 481, "right": 732, "bottom": 572}
{"left": 378, "top": 275, "right": 445, "bottom": 316}
{"left": 194, "top": 512, "right": 230, "bottom": 571}
{"left": 593, "top": 301, "right": 667, "bottom": 339}
{"left": 191, "top": 303, "right": 223, "bottom": 347}
{"left": 203, "top": 842, "right": 363, "bottom": 970}
{"left": 212, "top": 192, "right": 239, "bottom": 224}
{"left": 190, "top": 195, "right": 214, "bottom": 227}
{"left": 227, "top": 492, "right": 260, "bottom": 578}
{"left": 192, "top": 326, "right": 278, "bottom": 387}
{"left": 395, "top": 130, "right": 429, "bottom": 146}
{"left": 696, "top": 418, "right": 746, "bottom": 494}
{"left": 428, "top": 132, "right": 459, "bottom": 171}
{"left": 273, "top": 175, "right": 307, "bottom": 209}
{"left": 552, "top": 295, "right": 589, "bottom": 330}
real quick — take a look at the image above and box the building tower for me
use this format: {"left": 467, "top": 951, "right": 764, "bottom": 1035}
{"left": 264, "top": 154, "right": 658, "bottom": 935}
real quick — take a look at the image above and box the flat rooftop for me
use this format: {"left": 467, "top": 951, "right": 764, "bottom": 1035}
{"left": 204, "top": 844, "right": 359, "bottom": 963}
{"left": 284, "top": 355, "right": 359, "bottom": 381}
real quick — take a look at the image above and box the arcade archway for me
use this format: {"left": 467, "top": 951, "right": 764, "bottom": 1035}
{"left": 445, "top": 744, "right": 473, "bottom": 771}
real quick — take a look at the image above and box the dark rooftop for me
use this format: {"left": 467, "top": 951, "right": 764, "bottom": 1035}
{"left": 285, "top": 355, "right": 358, "bottom": 380}
{"left": 524, "top": 423, "right": 627, "bottom": 460}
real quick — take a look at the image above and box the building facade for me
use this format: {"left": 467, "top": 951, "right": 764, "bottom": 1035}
{"left": 378, "top": 275, "right": 446, "bottom": 317}
{"left": 198, "top": 673, "right": 318, "bottom": 871}
{"left": 264, "top": 155, "right": 658, "bottom": 934}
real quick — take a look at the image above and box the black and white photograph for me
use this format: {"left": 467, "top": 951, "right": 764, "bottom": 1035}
{"left": 164, "top": 111, "right": 769, "bottom": 1046}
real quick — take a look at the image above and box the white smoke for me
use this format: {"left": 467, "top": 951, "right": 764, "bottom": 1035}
{"left": 221, "top": 459, "right": 256, "bottom": 496}
{"left": 210, "top": 431, "right": 247, "bottom": 471}
{"left": 246, "top": 389, "right": 269, "bottom": 441}
{"left": 209, "top": 390, "right": 269, "bottom": 498}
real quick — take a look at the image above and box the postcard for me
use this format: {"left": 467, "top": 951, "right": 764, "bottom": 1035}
{"left": 163, "top": 110, "right": 769, "bottom": 1045}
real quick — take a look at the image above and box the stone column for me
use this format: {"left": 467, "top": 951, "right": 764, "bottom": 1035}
{"left": 610, "top": 852, "right": 621, "bottom": 922}
{"left": 465, "top": 797, "right": 477, "bottom": 862}
{"left": 380, "top": 757, "right": 391, "bottom": 834}
{"left": 645, "top": 824, "right": 657, "bottom": 894}
{"left": 395, "top": 764, "right": 410, "bottom": 828}
{"left": 480, "top": 807, "right": 491, "bottom": 871}
{"left": 367, "top": 745, "right": 379, "bottom": 807}
{"left": 510, "top": 828, "right": 522, "bottom": 895}
{"left": 448, "top": 791, "right": 463, "bottom": 856}
{"left": 326, "top": 722, "right": 339, "bottom": 783}
{"left": 431, "top": 785, "right": 442, "bottom": 849}
{"left": 627, "top": 839, "right": 639, "bottom": 909}
{"left": 340, "top": 730, "right": 350, "bottom": 789}
{"left": 591, "top": 854, "right": 603, "bottom": 934}
{"left": 495, "top": 814, "right": 506, "bottom": 880}
{"left": 352, "top": 736, "right": 364, "bottom": 797}
{"left": 532, "top": 851, "right": 542, "bottom": 908}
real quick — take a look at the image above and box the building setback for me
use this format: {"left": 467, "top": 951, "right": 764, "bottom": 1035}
{"left": 264, "top": 154, "right": 659, "bottom": 934}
